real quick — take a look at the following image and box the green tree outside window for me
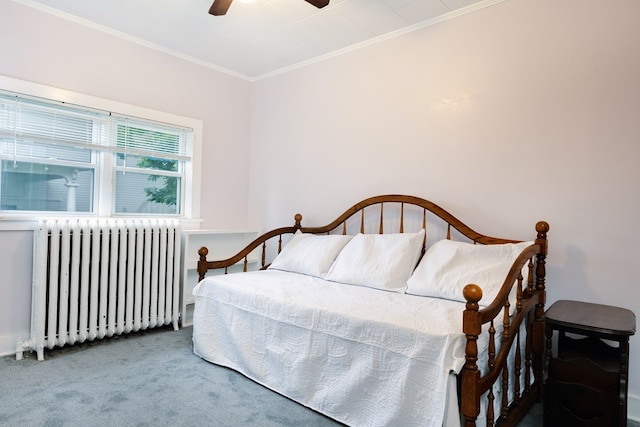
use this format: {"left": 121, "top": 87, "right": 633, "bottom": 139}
{"left": 117, "top": 125, "right": 180, "bottom": 207}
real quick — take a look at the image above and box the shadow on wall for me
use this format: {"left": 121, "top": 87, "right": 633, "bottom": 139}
{"left": 546, "top": 244, "right": 595, "bottom": 304}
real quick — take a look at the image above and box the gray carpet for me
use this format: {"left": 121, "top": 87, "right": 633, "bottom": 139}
{"left": 0, "top": 326, "right": 343, "bottom": 427}
{"left": 1, "top": 326, "right": 547, "bottom": 426}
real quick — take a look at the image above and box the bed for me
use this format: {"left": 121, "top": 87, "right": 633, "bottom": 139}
{"left": 193, "top": 195, "right": 549, "bottom": 426}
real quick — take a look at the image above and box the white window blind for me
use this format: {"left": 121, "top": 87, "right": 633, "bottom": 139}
{"left": 0, "top": 94, "right": 106, "bottom": 158}
{"left": 113, "top": 117, "right": 189, "bottom": 161}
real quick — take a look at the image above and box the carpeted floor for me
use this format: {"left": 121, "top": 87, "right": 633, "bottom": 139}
{"left": 0, "top": 325, "right": 616, "bottom": 427}
{"left": 0, "top": 326, "right": 342, "bottom": 427}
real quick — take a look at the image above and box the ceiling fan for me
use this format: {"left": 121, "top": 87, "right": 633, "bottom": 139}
{"left": 209, "top": 0, "right": 330, "bottom": 16}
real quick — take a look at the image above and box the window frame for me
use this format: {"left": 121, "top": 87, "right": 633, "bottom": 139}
{"left": 0, "top": 75, "right": 202, "bottom": 221}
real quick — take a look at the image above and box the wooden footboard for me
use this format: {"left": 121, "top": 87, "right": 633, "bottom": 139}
{"left": 196, "top": 194, "right": 549, "bottom": 426}
{"left": 461, "top": 221, "right": 549, "bottom": 426}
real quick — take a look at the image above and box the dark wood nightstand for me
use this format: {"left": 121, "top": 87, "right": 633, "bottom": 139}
{"left": 543, "top": 300, "right": 636, "bottom": 426}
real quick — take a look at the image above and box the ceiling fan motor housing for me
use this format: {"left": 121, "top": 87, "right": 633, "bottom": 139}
{"left": 209, "top": 0, "right": 329, "bottom": 16}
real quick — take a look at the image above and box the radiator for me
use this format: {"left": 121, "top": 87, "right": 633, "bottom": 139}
{"left": 16, "top": 218, "right": 181, "bottom": 361}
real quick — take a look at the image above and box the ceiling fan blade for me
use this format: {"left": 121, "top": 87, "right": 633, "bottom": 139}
{"left": 304, "top": 0, "right": 330, "bottom": 8}
{"left": 209, "top": 0, "right": 233, "bottom": 16}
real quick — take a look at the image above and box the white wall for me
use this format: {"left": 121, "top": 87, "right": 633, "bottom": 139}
{"left": 0, "top": 1, "right": 252, "bottom": 355}
{"left": 249, "top": 0, "right": 640, "bottom": 410}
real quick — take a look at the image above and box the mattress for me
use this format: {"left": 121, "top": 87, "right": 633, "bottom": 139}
{"left": 192, "top": 270, "right": 493, "bottom": 426}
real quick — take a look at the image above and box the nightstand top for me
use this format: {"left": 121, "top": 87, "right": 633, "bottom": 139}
{"left": 545, "top": 300, "right": 636, "bottom": 337}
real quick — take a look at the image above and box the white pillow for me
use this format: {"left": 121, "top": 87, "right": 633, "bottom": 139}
{"left": 406, "top": 239, "right": 533, "bottom": 306}
{"left": 324, "top": 229, "right": 425, "bottom": 293}
{"left": 268, "top": 231, "right": 353, "bottom": 278}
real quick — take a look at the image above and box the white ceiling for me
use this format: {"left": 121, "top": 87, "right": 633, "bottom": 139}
{"left": 18, "top": 0, "right": 499, "bottom": 80}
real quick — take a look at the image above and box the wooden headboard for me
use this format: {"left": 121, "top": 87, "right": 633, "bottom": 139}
{"left": 197, "top": 194, "right": 542, "bottom": 279}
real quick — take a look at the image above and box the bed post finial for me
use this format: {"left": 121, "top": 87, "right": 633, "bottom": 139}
{"left": 197, "top": 247, "right": 209, "bottom": 282}
{"left": 463, "top": 284, "right": 483, "bottom": 307}
{"left": 294, "top": 213, "right": 303, "bottom": 230}
{"left": 535, "top": 221, "right": 549, "bottom": 252}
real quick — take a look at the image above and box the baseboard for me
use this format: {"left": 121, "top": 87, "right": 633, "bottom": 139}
{"left": 630, "top": 394, "right": 640, "bottom": 422}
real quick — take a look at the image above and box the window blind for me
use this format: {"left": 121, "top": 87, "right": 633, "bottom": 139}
{"left": 0, "top": 93, "right": 107, "bottom": 161}
{"left": 0, "top": 91, "right": 190, "bottom": 161}
{"left": 113, "top": 117, "right": 189, "bottom": 162}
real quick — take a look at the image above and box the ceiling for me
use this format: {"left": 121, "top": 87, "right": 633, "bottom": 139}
{"left": 19, "top": 0, "right": 498, "bottom": 80}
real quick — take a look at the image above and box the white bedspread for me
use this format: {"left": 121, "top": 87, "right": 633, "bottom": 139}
{"left": 192, "top": 270, "right": 473, "bottom": 427}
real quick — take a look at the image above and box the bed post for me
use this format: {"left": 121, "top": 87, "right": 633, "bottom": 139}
{"left": 532, "top": 221, "right": 549, "bottom": 399}
{"left": 461, "top": 284, "right": 483, "bottom": 426}
{"left": 197, "top": 247, "right": 209, "bottom": 282}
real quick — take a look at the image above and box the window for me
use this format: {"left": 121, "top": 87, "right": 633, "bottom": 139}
{"left": 113, "top": 119, "right": 187, "bottom": 215}
{"left": 0, "top": 90, "right": 193, "bottom": 217}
